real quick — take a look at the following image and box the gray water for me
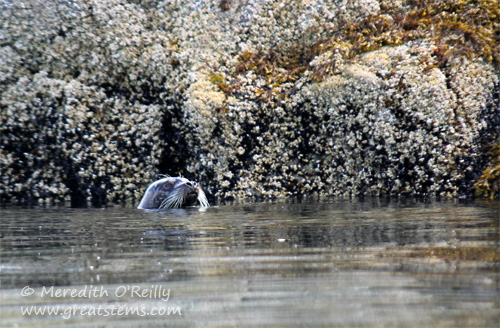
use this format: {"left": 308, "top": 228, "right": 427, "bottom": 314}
{"left": 0, "top": 198, "right": 499, "bottom": 327}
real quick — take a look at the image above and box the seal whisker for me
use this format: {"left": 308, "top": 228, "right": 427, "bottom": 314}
{"left": 162, "top": 194, "right": 176, "bottom": 209}
{"left": 160, "top": 194, "right": 180, "bottom": 209}
{"left": 197, "top": 189, "right": 210, "bottom": 207}
{"left": 174, "top": 195, "right": 183, "bottom": 208}
{"left": 174, "top": 196, "right": 183, "bottom": 208}
{"left": 170, "top": 191, "right": 184, "bottom": 209}
{"left": 159, "top": 197, "right": 170, "bottom": 209}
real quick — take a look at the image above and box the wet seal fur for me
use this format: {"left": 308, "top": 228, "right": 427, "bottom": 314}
{"left": 137, "top": 177, "right": 209, "bottom": 209}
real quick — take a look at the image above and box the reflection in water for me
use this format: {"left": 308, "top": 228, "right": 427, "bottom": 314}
{"left": 0, "top": 199, "right": 499, "bottom": 327}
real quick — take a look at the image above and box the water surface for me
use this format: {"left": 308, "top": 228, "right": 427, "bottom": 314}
{"left": 1, "top": 198, "right": 499, "bottom": 327}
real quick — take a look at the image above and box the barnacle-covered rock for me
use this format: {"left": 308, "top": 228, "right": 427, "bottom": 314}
{"left": 296, "top": 45, "right": 498, "bottom": 198}
{"left": 1, "top": 0, "right": 499, "bottom": 205}
{"left": 1, "top": 72, "right": 164, "bottom": 206}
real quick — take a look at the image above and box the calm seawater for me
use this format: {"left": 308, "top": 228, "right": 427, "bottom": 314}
{"left": 0, "top": 198, "right": 499, "bottom": 327}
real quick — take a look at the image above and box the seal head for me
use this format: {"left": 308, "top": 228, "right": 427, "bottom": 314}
{"left": 137, "top": 177, "right": 209, "bottom": 209}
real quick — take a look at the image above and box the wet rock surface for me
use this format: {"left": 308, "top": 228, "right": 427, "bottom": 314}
{"left": 1, "top": 0, "right": 499, "bottom": 206}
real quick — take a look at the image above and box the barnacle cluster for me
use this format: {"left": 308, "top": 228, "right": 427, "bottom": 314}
{"left": 1, "top": 0, "right": 499, "bottom": 206}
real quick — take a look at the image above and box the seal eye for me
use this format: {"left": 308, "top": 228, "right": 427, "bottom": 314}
{"left": 162, "top": 183, "right": 173, "bottom": 190}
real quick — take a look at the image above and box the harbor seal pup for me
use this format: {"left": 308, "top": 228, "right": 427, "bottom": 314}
{"left": 137, "top": 177, "right": 209, "bottom": 209}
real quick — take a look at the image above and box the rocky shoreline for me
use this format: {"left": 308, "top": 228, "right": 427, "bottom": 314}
{"left": 1, "top": 0, "right": 499, "bottom": 206}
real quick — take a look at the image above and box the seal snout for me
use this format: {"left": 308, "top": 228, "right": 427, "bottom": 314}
{"left": 184, "top": 181, "right": 197, "bottom": 188}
